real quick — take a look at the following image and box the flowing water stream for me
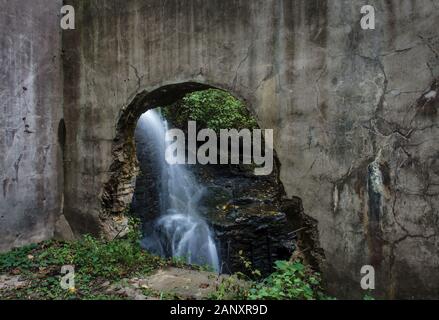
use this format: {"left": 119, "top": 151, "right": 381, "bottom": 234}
{"left": 136, "top": 109, "right": 220, "bottom": 272}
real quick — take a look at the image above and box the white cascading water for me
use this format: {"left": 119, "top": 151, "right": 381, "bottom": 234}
{"left": 136, "top": 109, "right": 220, "bottom": 272}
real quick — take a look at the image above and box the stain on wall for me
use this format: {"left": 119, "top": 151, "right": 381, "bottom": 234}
{"left": 0, "top": 0, "right": 63, "bottom": 252}
{"left": 1, "top": 0, "right": 438, "bottom": 299}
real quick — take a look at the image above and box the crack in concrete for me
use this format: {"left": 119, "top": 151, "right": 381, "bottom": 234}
{"left": 129, "top": 64, "right": 144, "bottom": 93}
{"left": 232, "top": 44, "right": 253, "bottom": 90}
{"left": 314, "top": 66, "right": 328, "bottom": 123}
{"left": 419, "top": 35, "right": 439, "bottom": 59}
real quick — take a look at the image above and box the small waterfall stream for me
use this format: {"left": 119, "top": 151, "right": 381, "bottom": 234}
{"left": 136, "top": 109, "right": 220, "bottom": 272}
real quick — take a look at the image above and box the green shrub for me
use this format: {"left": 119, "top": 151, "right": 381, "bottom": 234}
{"left": 0, "top": 243, "right": 39, "bottom": 271}
{"left": 0, "top": 219, "right": 167, "bottom": 299}
{"left": 209, "top": 275, "right": 249, "bottom": 300}
{"left": 247, "top": 260, "right": 330, "bottom": 300}
{"left": 163, "top": 89, "right": 258, "bottom": 131}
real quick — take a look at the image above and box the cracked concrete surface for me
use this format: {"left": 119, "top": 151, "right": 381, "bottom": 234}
{"left": 1, "top": 0, "right": 438, "bottom": 299}
{"left": 0, "top": 0, "right": 63, "bottom": 252}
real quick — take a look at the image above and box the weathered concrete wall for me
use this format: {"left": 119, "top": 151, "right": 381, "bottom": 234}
{"left": 61, "top": 0, "right": 439, "bottom": 299}
{"left": 300, "top": 1, "right": 439, "bottom": 299}
{"left": 0, "top": 0, "right": 64, "bottom": 252}
{"left": 0, "top": 0, "right": 436, "bottom": 300}
{"left": 0, "top": 0, "right": 432, "bottom": 299}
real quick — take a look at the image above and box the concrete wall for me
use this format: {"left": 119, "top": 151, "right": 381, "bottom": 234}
{"left": 0, "top": 0, "right": 437, "bottom": 299}
{"left": 62, "top": 0, "right": 439, "bottom": 299}
{"left": 0, "top": 0, "right": 63, "bottom": 252}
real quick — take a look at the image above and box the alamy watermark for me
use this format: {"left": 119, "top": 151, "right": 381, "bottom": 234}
{"left": 61, "top": 5, "right": 75, "bottom": 30}
{"left": 361, "top": 5, "right": 376, "bottom": 30}
{"left": 60, "top": 265, "right": 75, "bottom": 291}
{"left": 360, "top": 265, "right": 375, "bottom": 290}
{"left": 165, "top": 121, "right": 274, "bottom": 176}
{"left": 60, "top": 5, "right": 376, "bottom": 31}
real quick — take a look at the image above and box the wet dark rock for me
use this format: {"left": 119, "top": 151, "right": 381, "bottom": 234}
{"left": 133, "top": 139, "right": 299, "bottom": 276}
{"left": 194, "top": 164, "right": 297, "bottom": 276}
{"left": 132, "top": 138, "right": 162, "bottom": 225}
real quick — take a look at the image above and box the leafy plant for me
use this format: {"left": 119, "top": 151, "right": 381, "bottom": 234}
{"left": 247, "top": 260, "right": 330, "bottom": 300}
{"left": 238, "top": 250, "right": 262, "bottom": 279}
{"left": 162, "top": 89, "right": 258, "bottom": 132}
{"left": 363, "top": 292, "right": 375, "bottom": 300}
{"left": 0, "top": 243, "right": 39, "bottom": 271}
{"left": 209, "top": 275, "right": 249, "bottom": 300}
{"left": 0, "top": 219, "right": 169, "bottom": 300}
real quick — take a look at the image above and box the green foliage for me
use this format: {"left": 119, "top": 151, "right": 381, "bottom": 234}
{"left": 238, "top": 250, "right": 262, "bottom": 279}
{"left": 363, "top": 292, "right": 375, "bottom": 300}
{"left": 0, "top": 243, "right": 39, "bottom": 271}
{"left": 209, "top": 254, "right": 331, "bottom": 301}
{"left": 0, "top": 219, "right": 332, "bottom": 301}
{"left": 209, "top": 275, "right": 249, "bottom": 300}
{"left": 162, "top": 89, "right": 258, "bottom": 131}
{"left": 247, "top": 260, "right": 330, "bottom": 300}
{"left": 0, "top": 219, "right": 167, "bottom": 300}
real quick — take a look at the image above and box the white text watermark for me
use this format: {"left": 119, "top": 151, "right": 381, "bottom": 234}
{"left": 165, "top": 121, "right": 274, "bottom": 176}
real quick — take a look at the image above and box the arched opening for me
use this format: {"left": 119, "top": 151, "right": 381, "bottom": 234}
{"left": 101, "top": 82, "right": 213, "bottom": 220}
{"left": 102, "top": 82, "right": 323, "bottom": 274}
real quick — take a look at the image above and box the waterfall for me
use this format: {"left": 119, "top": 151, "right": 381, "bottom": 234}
{"left": 136, "top": 109, "right": 220, "bottom": 272}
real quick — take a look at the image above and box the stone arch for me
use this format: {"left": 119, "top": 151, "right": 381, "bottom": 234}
{"left": 100, "top": 80, "right": 324, "bottom": 273}
{"left": 101, "top": 81, "right": 246, "bottom": 234}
